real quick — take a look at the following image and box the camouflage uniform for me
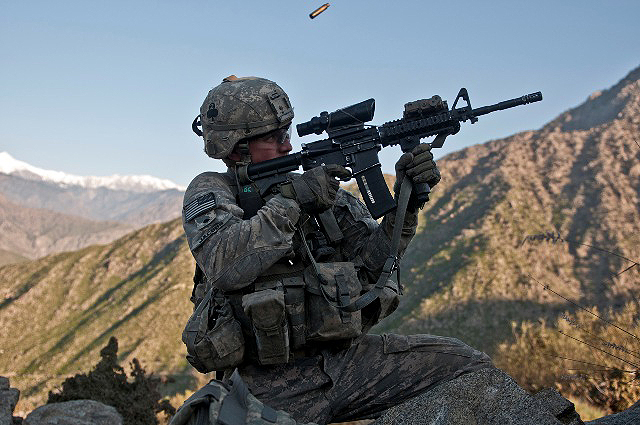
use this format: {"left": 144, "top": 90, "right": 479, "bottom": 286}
{"left": 182, "top": 169, "right": 493, "bottom": 425}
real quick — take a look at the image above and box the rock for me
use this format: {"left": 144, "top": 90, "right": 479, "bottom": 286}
{"left": 534, "top": 388, "right": 584, "bottom": 425}
{"left": 0, "top": 377, "right": 20, "bottom": 425}
{"left": 585, "top": 399, "right": 640, "bottom": 425}
{"left": 372, "top": 368, "right": 564, "bottom": 425}
{"left": 24, "top": 400, "right": 122, "bottom": 425}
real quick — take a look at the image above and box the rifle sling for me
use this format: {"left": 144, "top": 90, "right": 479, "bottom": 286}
{"left": 304, "top": 175, "right": 413, "bottom": 312}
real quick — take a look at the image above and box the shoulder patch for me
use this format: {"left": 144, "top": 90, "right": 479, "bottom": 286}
{"left": 184, "top": 191, "right": 217, "bottom": 222}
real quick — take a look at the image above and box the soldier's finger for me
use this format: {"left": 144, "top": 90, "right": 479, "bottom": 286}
{"left": 395, "top": 152, "right": 413, "bottom": 171}
{"left": 328, "top": 178, "right": 340, "bottom": 192}
{"left": 409, "top": 150, "right": 434, "bottom": 167}
{"left": 411, "top": 168, "right": 440, "bottom": 184}
{"left": 411, "top": 143, "right": 432, "bottom": 156}
{"left": 325, "top": 164, "right": 352, "bottom": 180}
{"left": 406, "top": 160, "right": 437, "bottom": 177}
{"left": 426, "top": 170, "right": 442, "bottom": 187}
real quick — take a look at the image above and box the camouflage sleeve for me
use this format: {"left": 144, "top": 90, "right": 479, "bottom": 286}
{"left": 333, "top": 190, "right": 418, "bottom": 277}
{"left": 182, "top": 172, "right": 301, "bottom": 293}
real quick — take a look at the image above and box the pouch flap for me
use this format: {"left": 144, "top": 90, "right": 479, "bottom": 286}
{"left": 304, "top": 262, "right": 360, "bottom": 299}
{"left": 242, "top": 289, "right": 286, "bottom": 329}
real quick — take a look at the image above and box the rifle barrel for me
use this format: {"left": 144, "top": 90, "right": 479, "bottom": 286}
{"left": 247, "top": 153, "right": 302, "bottom": 179}
{"left": 472, "top": 92, "right": 542, "bottom": 117}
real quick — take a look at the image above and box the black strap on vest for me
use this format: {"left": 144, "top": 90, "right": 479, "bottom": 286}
{"left": 236, "top": 182, "right": 265, "bottom": 219}
{"left": 317, "top": 209, "right": 343, "bottom": 244}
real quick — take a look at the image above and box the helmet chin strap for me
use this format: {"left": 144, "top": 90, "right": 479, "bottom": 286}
{"left": 234, "top": 141, "right": 253, "bottom": 185}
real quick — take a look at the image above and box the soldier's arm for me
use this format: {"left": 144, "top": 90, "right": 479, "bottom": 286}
{"left": 182, "top": 172, "right": 300, "bottom": 292}
{"left": 334, "top": 190, "right": 418, "bottom": 278}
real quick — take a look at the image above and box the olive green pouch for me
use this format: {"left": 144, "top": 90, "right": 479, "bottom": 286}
{"left": 242, "top": 289, "right": 290, "bottom": 365}
{"left": 304, "top": 262, "right": 362, "bottom": 342}
{"left": 182, "top": 288, "right": 245, "bottom": 373}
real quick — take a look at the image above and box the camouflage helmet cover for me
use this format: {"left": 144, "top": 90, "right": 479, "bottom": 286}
{"left": 199, "top": 76, "right": 294, "bottom": 159}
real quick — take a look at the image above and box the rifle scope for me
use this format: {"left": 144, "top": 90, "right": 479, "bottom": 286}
{"left": 297, "top": 98, "right": 375, "bottom": 137}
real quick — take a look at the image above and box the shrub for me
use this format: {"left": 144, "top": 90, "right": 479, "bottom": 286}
{"left": 496, "top": 302, "right": 640, "bottom": 414}
{"left": 48, "top": 336, "right": 176, "bottom": 425}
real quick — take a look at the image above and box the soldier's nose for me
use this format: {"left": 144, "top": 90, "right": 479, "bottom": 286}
{"left": 279, "top": 138, "right": 292, "bottom": 154}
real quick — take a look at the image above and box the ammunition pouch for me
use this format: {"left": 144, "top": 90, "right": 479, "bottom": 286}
{"left": 242, "top": 289, "right": 290, "bottom": 365}
{"left": 238, "top": 261, "right": 362, "bottom": 365}
{"left": 283, "top": 277, "right": 306, "bottom": 350}
{"left": 303, "top": 262, "right": 362, "bottom": 342}
{"left": 182, "top": 286, "right": 245, "bottom": 373}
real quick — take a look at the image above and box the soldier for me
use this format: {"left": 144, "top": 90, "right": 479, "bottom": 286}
{"left": 180, "top": 76, "right": 494, "bottom": 424}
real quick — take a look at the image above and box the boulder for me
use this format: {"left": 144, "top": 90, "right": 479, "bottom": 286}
{"left": 533, "top": 388, "right": 584, "bottom": 425}
{"left": 24, "top": 400, "right": 122, "bottom": 425}
{"left": 585, "top": 399, "right": 640, "bottom": 425}
{"left": 0, "top": 377, "right": 20, "bottom": 425}
{"left": 372, "top": 367, "right": 565, "bottom": 425}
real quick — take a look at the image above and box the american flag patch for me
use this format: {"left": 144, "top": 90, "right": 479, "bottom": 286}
{"left": 184, "top": 192, "right": 217, "bottom": 222}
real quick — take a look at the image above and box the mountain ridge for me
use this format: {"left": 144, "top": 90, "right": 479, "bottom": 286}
{"left": 373, "top": 65, "right": 640, "bottom": 351}
{"left": 0, "top": 193, "right": 134, "bottom": 260}
{"left": 0, "top": 152, "right": 186, "bottom": 193}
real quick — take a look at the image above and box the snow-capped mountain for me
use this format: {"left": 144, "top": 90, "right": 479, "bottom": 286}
{"left": 0, "top": 151, "right": 185, "bottom": 243}
{"left": 0, "top": 152, "right": 186, "bottom": 193}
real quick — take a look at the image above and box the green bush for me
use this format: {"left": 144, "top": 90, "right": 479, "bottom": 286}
{"left": 48, "top": 336, "right": 175, "bottom": 425}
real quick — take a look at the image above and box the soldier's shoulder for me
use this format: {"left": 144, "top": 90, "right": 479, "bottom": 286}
{"left": 184, "top": 171, "right": 234, "bottom": 204}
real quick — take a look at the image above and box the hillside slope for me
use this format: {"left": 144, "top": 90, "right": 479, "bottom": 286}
{"left": 375, "top": 67, "right": 640, "bottom": 356}
{"left": 0, "top": 219, "right": 195, "bottom": 410}
{"left": 0, "top": 194, "right": 134, "bottom": 260}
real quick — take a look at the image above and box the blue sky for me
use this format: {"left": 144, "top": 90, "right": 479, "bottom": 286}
{"left": 1, "top": 0, "right": 639, "bottom": 187}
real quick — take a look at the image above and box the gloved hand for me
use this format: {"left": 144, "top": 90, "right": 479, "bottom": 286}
{"left": 394, "top": 143, "right": 441, "bottom": 209}
{"left": 280, "top": 164, "right": 352, "bottom": 213}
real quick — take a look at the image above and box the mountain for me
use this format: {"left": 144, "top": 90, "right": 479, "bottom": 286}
{"left": 0, "top": 194, "right": 134, "bottom": 260}
{"left": 0, "top": 173, "right": 184, "bottom": 227}
{"left": 374, "top": 66, "right": 640, "bottom": 351}
{"left": 0, "top": 153, "right": 186, "bottom": 263}
{"left": 0, "top": 152, "right": 185, "bottom": 193}
{"left": 1, "top": 66, "right": 639, "bottom": 412}
{"left": 0, "top": 249, "right": 29, "bottom": 267}
{"left": 0, "top": 152, "right": 186, "bottom": 227}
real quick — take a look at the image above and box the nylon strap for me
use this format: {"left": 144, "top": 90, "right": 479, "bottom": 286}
{"left": 183, "top": 284, "right": 215, "bottom": 361}
{"left": 304, "top": 176, "right": 413, "bottom": 312}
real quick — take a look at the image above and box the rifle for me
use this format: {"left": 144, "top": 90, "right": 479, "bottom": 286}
{"left": 236, "top": 88, "right": 542, "bottom": 220}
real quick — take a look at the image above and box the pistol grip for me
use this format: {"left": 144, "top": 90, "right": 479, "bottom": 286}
{"left": 413, "top": 181, "right": 431, "bottom": 204}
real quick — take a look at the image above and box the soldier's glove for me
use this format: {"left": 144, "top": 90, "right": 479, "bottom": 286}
{"left": 394, "top": 143, "right": 441, "bottom": 210}
{"left": 280, "top": 165, "right": 352, "bottom": 213}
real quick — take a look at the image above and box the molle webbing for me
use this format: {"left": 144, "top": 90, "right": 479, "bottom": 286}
{"left": 253, "top": 261, "right": 305, "bottom": 285}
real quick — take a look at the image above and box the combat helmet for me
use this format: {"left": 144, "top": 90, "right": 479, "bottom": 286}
{"left": 193, "top": 76, "right": 294, "bottom": 159}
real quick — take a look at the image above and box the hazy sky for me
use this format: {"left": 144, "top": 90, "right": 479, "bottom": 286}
{"left": 2, "top": 1, "right": 639, "bottom": 187}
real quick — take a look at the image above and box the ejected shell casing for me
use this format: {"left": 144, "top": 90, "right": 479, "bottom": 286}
{"left": 310, "top": 3, "right": 330, "bottom": 19}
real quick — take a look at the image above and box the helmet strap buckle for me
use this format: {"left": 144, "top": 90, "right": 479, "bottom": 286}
{"left": 235, "top": 141, "right": 252, "bottom": 184}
